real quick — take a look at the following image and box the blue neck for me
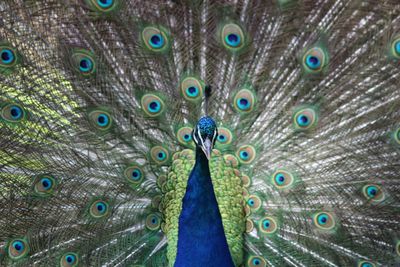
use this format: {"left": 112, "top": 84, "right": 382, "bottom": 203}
{"left": 174, "top": 147, "right": 234, "bottom": 267}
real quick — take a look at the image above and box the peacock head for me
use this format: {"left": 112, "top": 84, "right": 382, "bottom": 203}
{"left": 193, "top": 116, "right": 218, "bottom": 160}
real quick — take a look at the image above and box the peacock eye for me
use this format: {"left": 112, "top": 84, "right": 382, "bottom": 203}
{"left": 141, "top": 94, "right": 165, "bottom": 117}
{"left": 263, "top": 219, "right": 270, "bottom": 228}
{"left": 148, "top": 101, "right": 161, "bottom": 112}
{"left": 180, "top": 77, "right": 204, "bottom": 102}
{"left": 79, "top": 57, "right": 93, "bottom": 73}
{"left": 176, "top": 126, "right": 194, "bottom": 146}
{"left": 145, "top": 213, "right": 161, "bottom": 230}
{"left": 124, "top": 165, "right": 144, "bottom": 186}
{"left": 131, "top": 169, "right": 140, "bottom": 180}
{"left": 305, "top": 54, "right": 321, "bottom": 69}
{"left": 396, "top": 40, "right": 400, "bottom": 55}
{"left": 221, "top": 23, "right": 246, "bottom": 51}
{"left": 297, "top": 114, "right": 309, "bottom": 126}
{"left": 248, "top": 256, "right": 266, "bottom": 267}
{"left": 96, "top": 203, "right": 105, "bottom": 212}
{"left": 186, "top": 86, "right": 199, "bottom": 97}
{"left": 367, "top": 186, "right": 377, "bottom": 196}
{"left": 293, "top": 107, "right": 318, "bottom": 130}
{"left": 8, "top": 238, "right": 29, "bottom": 260}
{"left": 313, "top": 212, "right": 336, "bottom": 230}
{"left": 88, "top": 110, "right": 112, "bottom": 131}
{"left": 0, "top": 48, "right": 15, "bottom": 65}
{"left": 302, "top": 46, "right": 328, "bottom": 73}
{"left": 240, "top": 150, "right": 249, "bottom": 160}
{"left": 96, "top": 113, "right": 109, "bottom": 127}
{"left": 358, "top": 261, "right": 375, "bottom": 267}
{"left": 233, "top": 89, "right": 256, "bottom": 113}
{"left": 390, "top": 37, "right": 400, "bottom": 59}
{"left": 0, "top": 45, "right": 20, "bottom": 74}
{"left": 71, "top": 49, "right": 96, "bottom": 76}
{"left": 157, "top": 151, "right": 166, "bottom": 160}
{"left": 10, "top": 106, "right": 22, "bottom": 119}
{"left": 96, "top": 0, "right": 114, "bottom": 9}
{"left": 1, "top": 103, "right": 25, "bottom": 122}
{"left": 247, "top": 195, "right": 262, "bottom": 212}
{"left": 60, "top": 252, "right": 79, "bottom": 267}
{"left": 150, "top": 34, "right": 164, "bottom": 48}
{"left": 215, "top": 127, "right": 233, "bottom": 148}
{"left": 33, "top": 175, "right": 56, "bottom": 196}
{"left": 142, "top": 26, "right": 169, "bottom": 52}
{"left": 89, "top": 200, "right": 110, "bottom": 218}
{"left": 238, "top": 98, "right": 250, "bottom": 110}
{"left": 236, "top": 145, "right": 256, "bottom": 164}
{"left": 225, "top": 33, "right": 241, "bottom": 47}
{"left": 259, "top": 216, "right": 278, "bottom": 235}
{"left": 362, "top": 184, "right": 384, "bottom": 203}
{"left": 272, "top": 170, "right": 294, "bottom": 189}
{"left": 150, "top": 146, "right": 170, "bottom": 165}
{"left": 394, "top": 40, "right": 400, "bottom": 57}
{"left": 318, "top": 214, "right": 328, "bottom": 224}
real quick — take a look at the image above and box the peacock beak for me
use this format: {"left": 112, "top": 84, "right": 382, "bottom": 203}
{"left": 201, "top": 137, "right": 213, "bottom": 160}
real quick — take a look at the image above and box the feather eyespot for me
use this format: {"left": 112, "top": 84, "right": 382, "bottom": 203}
{"left": 233, "top": 89, "right": 255, "bottom": 114}
{"left": 142, "top": 26, "right": 169, "bottom": 52}
{"left": 302, "top": 46, "right": 328, "bottom": 73}
{"left": 272, "top": 170, "right": 294, "bottom": 189}
{"left": 7, "top": 238, "right": 29, "bottom": 260}
{"left": 0, "top": 48, "right": 15, "bottom": 65}
{"left": 71, "top": 49, "right": 96, "bottom": 76}
{"left": 88, "top": 110, "right": 112, "bottom": 131}
{"left": 293, "top": 107, "right": 318, "bottom": 130}
{"left": 96, "top": 0, "right": 114, "bottom": 9}
{"left": 0, "top": 45, "right": 20, "bottom": 74}
{"left": 180, "top": 77, "right": 204, "bottom": 102}
{"left": 390, "top": 37, "right": 400, "bottom": 59}
{"left": 85, "top": 0, "right": 119, "bottom": 12}
{"left": 79, "top": 57, "right": 94, "bottom": 73}
{"left": 150, "top": 146, "right": 170, "bottom": 165}
{"left": 362, "top": 184, "right": 385, "bottom": 203}
{"left": 177, "top": 126, "right": 194, "bottom": 146}
{"left": 124, "top": 165, "right": 144, "bottom": 186}
{"left": 216, "top": 127, "right": 233, "bottom": 147}
{"left": 247, "top": 256, "right": 266, "bottom": 267}
{"left": 60, "top": 252, "right": 79, "bottom": 267}
{"left": 313, "top": 212, "right": 336, "bottom": 230}
{"left": 89, "top": 200, "right": 110, "bottom": 219}
{"left": 1, "top": 103, "right": 26, "bottom": 123}
{"left": 221, "top": 23, "right": 246, "bottom": 51}
{"left": 146, "top": 213, "right": 161, "bottom": 230}
{"left": 33, "top": 175, "right": 56, "bottom": 196}
{"left": 236, "top": 145, "right": 256, "bottom": 164}
{"left": 141, "top": 94, "right": 165, "bottom": 117}
{"left": 358, "top": 261, "right": 375, "bottom": 267}
{"left": 247, "top": 195, "right": 262, "bottom": 212}
{"left": 258, "top": 216, "right": 278, "bottom": 235}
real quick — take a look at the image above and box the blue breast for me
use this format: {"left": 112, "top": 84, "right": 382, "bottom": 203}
{"left": 174, "top": 148, "right": 235, "bottom": 267}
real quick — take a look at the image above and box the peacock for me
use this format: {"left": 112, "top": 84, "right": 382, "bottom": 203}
{"left": 1, "top": 0, "right": 400, "bottom": 266}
